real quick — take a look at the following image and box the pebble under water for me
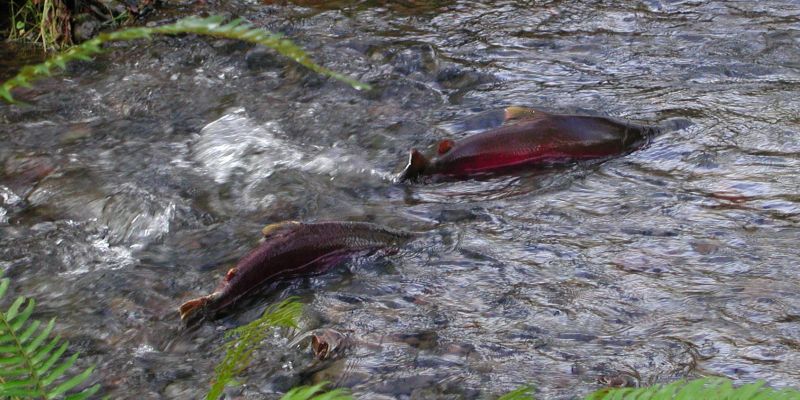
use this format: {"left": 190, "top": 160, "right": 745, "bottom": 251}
{"left": 1, "top": 1, "right": 799, "bottom": 399}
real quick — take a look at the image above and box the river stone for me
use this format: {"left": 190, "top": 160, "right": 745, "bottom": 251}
{"left": 98, "top": 0, "right": 128, "bottom": 15}
{"left": 73, "top": 14, "right": 100, "bottom": 43}
{"left": 245, "top": 45, "right": 283, "bottom": 70}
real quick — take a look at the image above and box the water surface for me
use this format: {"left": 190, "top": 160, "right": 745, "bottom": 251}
{"left": 1, "top": 1, "right": 799, "bottom": 398}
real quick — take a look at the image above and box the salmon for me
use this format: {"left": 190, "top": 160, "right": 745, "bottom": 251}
{"left": 179, "top": 221, "right": 413, "bottom": 323}
{"left": 398, "top": 106, "right": 656, "bottom": 182}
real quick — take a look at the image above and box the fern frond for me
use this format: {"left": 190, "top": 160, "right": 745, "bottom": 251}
{"left": 0, "top": 276, "right": 100, "bottom": 399}
{"left": 206, "top": 297, "right": 303, "bottom": 400}
{"left": 1, "top": 15, "right": 370, "bottom": 103}
{"left": 586, "top": 377, "right": 800, "bottom": 400}
{"left": 498, "top": 385, "right": 535, "bottom": 400}
{"left": 280, "top": 382, "right": 353, "bottom": 400}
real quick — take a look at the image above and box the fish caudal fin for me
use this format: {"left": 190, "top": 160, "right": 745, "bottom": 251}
{"left": 179, "top": 293, "right": 217, "bottom": 322}
{"left": 397, "top": 149, "right": 430, "bottom": 182}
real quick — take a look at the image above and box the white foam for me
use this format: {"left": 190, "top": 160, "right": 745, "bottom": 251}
{"left": 193, "top": 109, "right": 391, "bottom": 184}
{"left": 193, "top": 109, "right": 304, "bottom": 184}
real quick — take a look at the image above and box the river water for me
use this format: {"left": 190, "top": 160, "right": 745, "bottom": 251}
{"left": 1, "top": 1, "right": 799, "bottom": 399}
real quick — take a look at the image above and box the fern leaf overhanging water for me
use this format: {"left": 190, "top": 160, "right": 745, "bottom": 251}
{"left": 585, "top": 378, "right": 800, "bottom": 400}
{"left": 0, "top": 275, "right": 100, "bottom": 399}
{"left": 494, "top": 378, "right": 800, "bottom": 400}
{"left": 497, "top": 385, "right": 535, "bottom": 400}
{"left": 0, "top": 15, "right": 372, "bottom": 104}
{"left": 206, "top": 297, "right": 303, "bottom": 400}
{"left": 279, "top": 382, "right": 353, "bottom": 400}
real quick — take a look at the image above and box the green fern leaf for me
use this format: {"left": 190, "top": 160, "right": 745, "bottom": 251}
{"left": 207, "top": 297, "right": 303, "bottom": 400}
{"left": 32, "top": 336, "right": 63, "bottom": 366}
{"left": 10, "top": 300, "right": 36, "bottom": 332}
{"left": 17, "top": 319, "right": 43, "bottom": 343}
{"left": 6, "top": 296, "right": 26, "bottom": 320}
{"left": 1, "top": 15, "right": 370, "bottom": 104}
{"left": 280, "top": 382, "right": 353, "bottom": 400}
{"left": 46, "top": 365, "right": 95, "bottom": 399}
{"left": 37, "top": 342, "right": 70, "bottom": 376}
{"left": 26, "top": 318, "right": 56, "bottom": 354}
{"left": 737, "top": 381, "right": 767, "bottom": 399}
{"left": 0, "top": 355, "right": 26, "bottom": 364}
{"left": 64, "top": 384, "right": 101, "bottom": 400}
{"left": 0, "top": 276, "right": 100, "bottom": 399}
{"left": 41, "top": 353, "right": 79, "bottom": 386}
{"left": 586, "top": 377, "right": 800, "bottom": 400}
{"left": 0, "top": 367, "right": 29, "bottom": 377}
{"left": 0, "top": 387, "right": 43, "bottom": 397}
{"left": 0, "top": 86, "right": 8, "bottom": 102}
{"left": 498, "top": 385, "right": 536, "bottom": 400}
{"left": 0, "top": 378, "right": 38, "bottom": 389}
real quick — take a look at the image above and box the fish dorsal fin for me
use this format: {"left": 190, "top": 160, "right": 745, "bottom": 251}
{"left": 437, "top": 139, "right": 455, "bottom": 155}
{"left": 262, "top": 220, "right": 301, "bottom": 237}
{"left": 504, "top": 106, "right": 544, "bottom": 123}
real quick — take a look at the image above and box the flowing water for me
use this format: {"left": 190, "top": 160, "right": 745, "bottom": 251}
{"left": 1, "top": 1, "right": 799, "bottom": 398}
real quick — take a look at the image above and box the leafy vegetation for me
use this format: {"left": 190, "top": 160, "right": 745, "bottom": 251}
{"left": 496, "top": 378, "right": 800, "bottom": 400}
{"left": 0, "top": 15, "right": 371, "bottom": 104}
{"left": 497, "top": 385, "right": 535, "bottom": 400}
{"left": 279, "top": 382, "right": 353, "bottom": 400}
{"left": 0, "top": 275, "right": 100, "bottom": 399}
{"left": 206, "top": 297, "right": 303, "bottom": 400}
{"left": 586, "top": 378, "right": 800, "bottom": 400}
{"left": 6, "top": 0, "right": 72, "bottom": 50}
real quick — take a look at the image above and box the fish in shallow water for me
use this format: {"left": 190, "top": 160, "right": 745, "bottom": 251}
{"left": 397, "top": 106, "right": 657, "bottom": 182}
{"left": 179, "top": 221, "right": 413, "bottom": 323}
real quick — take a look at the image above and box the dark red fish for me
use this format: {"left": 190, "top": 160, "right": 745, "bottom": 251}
{"left": 398, "top": 106, "right": 656, "bottom": 182}
{"left": 179, "top": 221, "right": 413, "bottom": 322}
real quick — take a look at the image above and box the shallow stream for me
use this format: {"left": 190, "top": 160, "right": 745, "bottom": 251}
{"left": 1, "top": 1, "right": 799, "bottom": 399}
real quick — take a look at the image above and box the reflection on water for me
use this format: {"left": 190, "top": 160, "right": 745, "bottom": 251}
{"left": 2, "top": 0, "right": 800, "bottom": 398}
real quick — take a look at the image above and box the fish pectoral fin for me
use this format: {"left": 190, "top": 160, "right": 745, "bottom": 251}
{"left": 437, "top": 139, "right": 455, "bottom": 155}
{"left": 504, "top": 106, "right": 543, "bottom": 123}
{"left": 224, "top": 268, "right": 237, "bottom": 282}
{"left": 262, "top": 221, "right": 301, "bottom": 238}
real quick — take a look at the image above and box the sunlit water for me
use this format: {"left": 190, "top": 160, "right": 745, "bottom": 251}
{"left": 1, "top": 1, "right": 799, "bottom": 399}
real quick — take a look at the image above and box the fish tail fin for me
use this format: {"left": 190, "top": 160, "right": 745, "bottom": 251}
{"left": 179, "top": 293, "right": 218, "bottom": 323}
{"left": 397, "top": 149, "right": 430, "bottom": 182}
